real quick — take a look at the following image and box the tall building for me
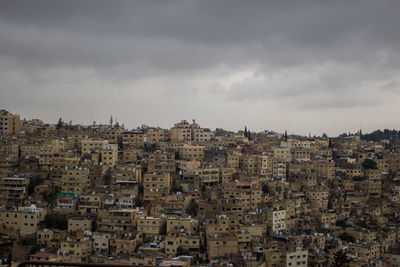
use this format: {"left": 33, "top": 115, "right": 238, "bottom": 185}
{"left": 169, "top": 120, "right": 213, "bottom": 143}
{"left": 0, "top": 110, "right": 20, "bottom": 136}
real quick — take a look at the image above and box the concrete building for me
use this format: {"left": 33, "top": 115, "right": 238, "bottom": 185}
{"left": 0, "top": 110, "right": 20, "bottom": 136}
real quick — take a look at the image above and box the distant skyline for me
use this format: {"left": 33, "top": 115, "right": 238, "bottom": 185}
{"left": 1, "top": 1, "right": 400, "bottom": 136}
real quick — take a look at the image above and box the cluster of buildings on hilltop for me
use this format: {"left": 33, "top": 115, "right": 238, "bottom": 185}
{"left": 0, "top": 110, "right": 400, "bottom": 266}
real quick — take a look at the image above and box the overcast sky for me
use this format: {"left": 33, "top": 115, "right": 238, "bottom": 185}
{"left": 1, "top": 0, "right": 399, "bottom": 136}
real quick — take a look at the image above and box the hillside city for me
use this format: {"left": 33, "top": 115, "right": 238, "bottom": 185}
{"left": 1, "top": 109, "right": 400, "bottom": 267}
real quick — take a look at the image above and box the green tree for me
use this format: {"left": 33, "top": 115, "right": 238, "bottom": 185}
{"left": 20, "top": 235, "right": 37, "bottom": 246}
{"left": 56, "top": 118, "right": 63, "bottom": 129}
{"left": 339, "top": 232, "right": 356, "bottom": 243}
{"left": 43, "top": 214, "right": 68, "bottom": 230}
{"left": 186, "top": 200, "right": 199, "bottom": 217}
{"left": 42, "top": 190, "right": 58, "bottom": 213}
{"left": 333, "top": 250, "right": 351, "bottom": 267}
{"left": 27, "top": 176, "right": 43, "bottom": 195}
{"left": 262, "top": 184, "right": 270, "bottom": 194}
{"left": 134, "top": 196, "right": 144, "bottom": 207}
{"left": 352, "top": 175, "right": 367, "bottom": 181}
{"left": 336, "top": 219, "right": 349, "bottom": 229}
{"left": 104, "top": 169, "right": 112, "bottom": 185}
{"left": 172, "top": 185, "right": 183, "bottom": 193}
{"left": 362, "top": 158, "right": 378, "bottom": 169}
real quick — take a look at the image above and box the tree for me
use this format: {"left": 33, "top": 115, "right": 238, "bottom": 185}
{"left": 172, "top": 185, "right": 183, "bottom": 193}
{"left": 138, "top": 183, "right": 144, "bottom": 196}
{"left": 43, "top": 214, "right": 68, "bottom": 230}
{"left": 333, "top": 250, "right": 351, "bottom": 267}
{"left": 134, "top": 196, "right": 144, "bottom": 207}
{"left": 144, "top": 143, "right": 156, "bottom": 153}
{"left": 352, "top": 175, "right": 367, "bottom": 181}
{"left": 56, "top": 118, "right": 63, "bottom": 129}
{"left": 339, "top": 232, "right": 356, "bottom": 243}
{"left": 336, "top": 219, "right": 349, "bottom": 229}
{"left": 361, "top": 129, "right": 400, "bottom": 142}
{"left": 362, "top": 158, "right": 378, "bottom": 169}
{"left": 186, "top": 200, "right": 199, "bottom": 217}
{"left": 42, "top": 190, "right": 58, "bottom": 213}
{"left": 262, "top": 184, "right": 270, "bottom": 194}
{"left": 104, "top": 169, "right": 112, "bottom": 185}
{"left": 27, "top": 175, "right": 43, "bottom": 195}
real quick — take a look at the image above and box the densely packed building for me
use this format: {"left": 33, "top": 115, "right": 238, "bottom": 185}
{"left": 1, "top": 110, "right": 400, "bottom": 266}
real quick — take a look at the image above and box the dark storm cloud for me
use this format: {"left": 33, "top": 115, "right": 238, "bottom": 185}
{"left": 0, "top": 0, "right": 400, "bottom": 135}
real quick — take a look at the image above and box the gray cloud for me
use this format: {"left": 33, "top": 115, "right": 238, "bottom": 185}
{"left": 0, "top": 0, "right": 400, "bottom": 135}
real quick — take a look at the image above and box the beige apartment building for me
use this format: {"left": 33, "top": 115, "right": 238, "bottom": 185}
{"left": 348, "top": 243, "right": 380, "bottom": 261}
{"left": 0, "top": 177, "right": 29, "bottom": 204}
{"left": 37, "top": 228, "right": 67, "bottom": 249}
{"left": 272, "top": 159, "right": 287, "bottom": 180}
{"left": 101, "top": 143, "right": 118, "bottom": 168}
{"left": 147, "top": 161, "right": 176, "bottom": 174}
{"left": 317, "top": 212, "right": 337, "bottom": 225}
{"left": 101, "top": 128, "right": 124, "bottom": 144}
{"left": 206, "top": 215, "right": 238, "bottom": 236}
{"left": 68, "top": 217, "right": 92, "bottom": 232}
{"left": 170, "top": 120, "right": 213, "bottom": 143}
{"left": 146, "top": 128, "right": 166, "bottom": 143}
{"left": 81, "top": 139, "right": 108, "bottom": 155}
{"left": 97, "top": 208, "right": 141, "bottom": 233}
{"left": 240, "top": 155, "right": 258, "bottom": 175}
{"left": 207, "top": 234, "right": 238, "bottom": 260}
{"left": 169, "top": 120, "right": 193, "bottom": 143}
{"left": 121, "top": 148, "right": 142, "bottom": 162}
{"left": 143, "top": 172, "right": 171, "bottom": 201}
{"left": 78, "top": 194, "right": 103, "bottom": 214}
{"left": 60, "top": 236, "right": 92, "bottom": 261}
{"left": 222, "top": 181, "right": 262, "bottom": 210}
{"left": 0, "top": 205, "right": 46, "bottom": 236}
{"left": 306, "top": 188, "right": 329, "bottom": 209}
{"left": 0, "top": 143, "right": 19, "bottom": 162}
{"left": 20, "top": 143, "right": 40, "bottom": 159}
{"left": 165, "top": 232, "right": 201, "bottom": 256}
{"left": 122, "top": 130, "right": 146, "bottom": 148}
{"left": 191, "top": 124, "right": 213, "bottom": 142}
{"left": 115, "top": 236, "right": 139, "bottom": 255}
{"left": 137, "top": 216, "right": 164, "bottom": 236}
{"left": 194, "top": 167, "right": 219, "bottom": 186}
{"left": 265, "top": 246, "right": 308, "bottom": 267}
{"left": 273, "top": 147, "right": 292, "bottom": 162}
{"left": 0, "top": 110, "right": 20, "bottom": 136}
{"left": 61, "top": 168, "right": 89, "bottom": 195}
{"left": 226, "top": 153, "right": 240, "bottom": 168}
{"left": 219, "top": 167, "right": 236, "bottom": 183}
{"left": 361, "top": 180, "right": 382, "bottom": 196}
{"left": 179, "top": 145, "right": 204, "bottom": 161}
{"left": 167, "top": 217, "right": 198, "bottom": 233}
{"left": 267, "top": 209, "right": 286, "bottom": 235}
{"left": 312, "top": 160, "right": 335, "bottom": 180}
